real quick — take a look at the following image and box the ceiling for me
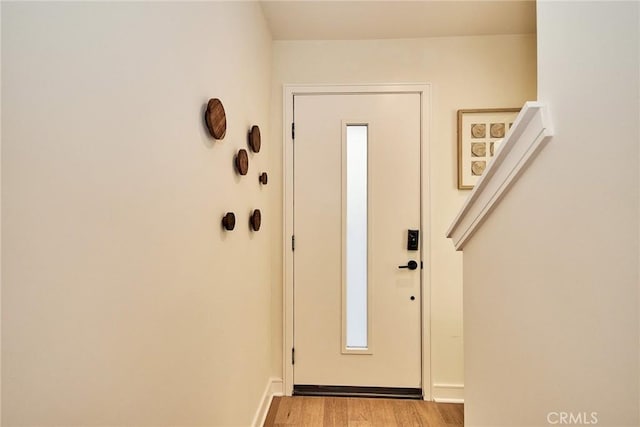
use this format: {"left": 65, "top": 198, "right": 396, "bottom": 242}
{"left": 260, "top": 0, "right": 536, "bottom": 41}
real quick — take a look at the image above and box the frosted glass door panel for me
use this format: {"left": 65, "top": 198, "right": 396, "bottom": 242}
{"left": 346, "top": 125, "right": 368, "bottom": 349}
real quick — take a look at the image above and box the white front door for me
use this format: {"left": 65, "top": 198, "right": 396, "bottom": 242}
{"left": 293, "top": 92, "right": 423, "bottom": 396}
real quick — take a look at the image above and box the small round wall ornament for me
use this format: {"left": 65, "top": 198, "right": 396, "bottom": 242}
{"left": 248, "top": 125, "right": 261, "bottom": 153}
{"left": 205, "top": 98, "right": 227, "bottom": 139}
{"left": 222, "top": 212, "right": 236, "bottom": 231}
{"left": 259, "top": 172, "right": 268, "bottom": 185}
{"left": 235, "top": 149, "right": 249, "bottom": 175}
{"left": 250, "top": 209, "right": 261, "bottom": 231}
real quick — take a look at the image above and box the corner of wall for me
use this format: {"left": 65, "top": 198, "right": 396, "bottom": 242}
{"left": 251, "top": 377, "right": 283, "bottom": 427}
{"left": 432, "top": 384, "right": 464, "bottom": 404}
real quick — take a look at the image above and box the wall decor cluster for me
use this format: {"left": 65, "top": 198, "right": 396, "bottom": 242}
{"left": 457, "top": 108, "right": 520, "bottom": 189}
{"left": 205, "top": 98, "right": 227, "bottom": 139}
{"left": 207, "top": 96, "right": 266, "bottom": 232}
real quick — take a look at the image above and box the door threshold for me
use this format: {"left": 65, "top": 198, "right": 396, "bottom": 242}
{"left": 293, "top": 385, "right": 423, "bottom": 400}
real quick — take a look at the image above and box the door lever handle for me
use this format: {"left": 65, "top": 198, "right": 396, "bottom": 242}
{"left": 398, "top": 260, "right": 418, "bottom": 270}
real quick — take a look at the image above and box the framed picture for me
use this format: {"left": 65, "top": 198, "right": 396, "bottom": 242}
{"left": 457, "top": 108, "right": 521, "bottom": 189}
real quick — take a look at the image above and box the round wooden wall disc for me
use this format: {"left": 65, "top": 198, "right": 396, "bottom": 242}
{"left": 205, "top": 98, "right": 227, "bottom": 139}
{"left": 236, "top": 149, "right": 249, "bottom": 175}
{"left": 249, "top": 125, "right": 261, "bottom": 153}
{"left": 222, "top": 212, "right": 236, "bottom": 230}
{"left": 250, "top": 209, "right": 262, "bottom": 231}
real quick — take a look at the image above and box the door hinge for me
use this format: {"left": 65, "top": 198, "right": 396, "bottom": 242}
{"left": 421, "top": 261, "right": 424, "bottom": 270}
{"left": 292, "top": 235, "right": 295, "bottom": 251}
{"left": 291, "top": 122, "right": 295, "bottom": 140}
{"left": 292, "top": 347, "right": 295, "bottom": 365}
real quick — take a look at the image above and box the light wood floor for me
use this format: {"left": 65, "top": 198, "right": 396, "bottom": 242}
{"left": 264, "top": 396, "right": 463, "bottom": 426}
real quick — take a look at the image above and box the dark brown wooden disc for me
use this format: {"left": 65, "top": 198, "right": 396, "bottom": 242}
{"left": 259, "top": 172, "right": 268, "bottom": 185}
{"left": 205, "top": 98, "right": 227, "bottom": 139}
{"left": 249, "top": 125, "right": 261, "bottom": 153}
{"left": 250, "top": 209, "right": 261, "bottom": 231}
{"left": 235, "top": 149, "right": 249, "bottom": 175}
{"left": 222, "top": 212, "right": 235, "bottom": 231}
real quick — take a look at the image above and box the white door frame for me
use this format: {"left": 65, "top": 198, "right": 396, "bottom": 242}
{"left": 282, "top": 84, "right": 432, "bottom": 400}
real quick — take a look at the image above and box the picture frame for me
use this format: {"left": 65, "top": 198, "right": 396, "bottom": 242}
{"left": 457, "top": 108, "right": 521, "bottom": 189}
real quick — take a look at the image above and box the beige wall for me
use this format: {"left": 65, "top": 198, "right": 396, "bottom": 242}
{"left": 269, "top": 35, "right": 537, "bottom": 396}
{"left": 462, "top": 1, "right": 639, "bottom": 426}
{"left": 2, "top": 2, "right": 273, "bottom": 425}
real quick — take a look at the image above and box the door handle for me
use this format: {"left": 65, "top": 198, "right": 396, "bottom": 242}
{"left": 398, "top": 260, "right": 418, "bottom": 270}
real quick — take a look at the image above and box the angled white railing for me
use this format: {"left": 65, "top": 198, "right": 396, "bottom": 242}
{"left": 447, "top": 102, "right": 554, "bottom": 250}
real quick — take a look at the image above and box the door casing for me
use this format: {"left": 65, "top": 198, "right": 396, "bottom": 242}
{"left": 282, "top": 84, "right": 432, "bottom": 399}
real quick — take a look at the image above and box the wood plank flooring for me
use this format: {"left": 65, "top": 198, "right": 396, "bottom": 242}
{"left": 264, "top": 396, "right": 463, "bottom": 426}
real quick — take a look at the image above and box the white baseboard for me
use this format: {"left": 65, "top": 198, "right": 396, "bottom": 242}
{"left": 252, "top": 377, "right": 284, "bottom": 427}
{"left": 432, "top": 383, "right": 464, "bottom": 404}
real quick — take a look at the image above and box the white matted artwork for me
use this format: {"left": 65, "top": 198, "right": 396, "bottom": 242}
{"left": 457, "top": 108, "right": 520, "bottom": 189}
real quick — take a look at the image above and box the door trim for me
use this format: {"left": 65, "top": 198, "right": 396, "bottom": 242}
{"left": 282, "top": 84, "right": 432, "bottom": 400}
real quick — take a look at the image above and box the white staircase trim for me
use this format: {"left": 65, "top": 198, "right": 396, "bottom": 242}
{"left": 447, "top": 102, "right": 554, "bottom": 250}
